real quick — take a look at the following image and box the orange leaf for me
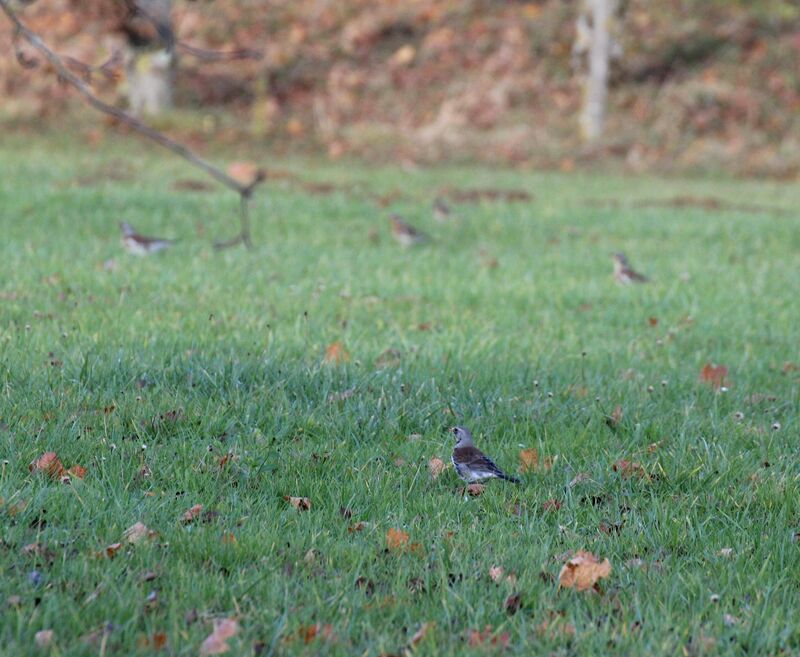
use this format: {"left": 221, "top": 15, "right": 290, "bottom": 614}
{"left": 182, "top": 504, "right": 204, "bottom": 523}
{"left": 558, "top": 550, "right": 612, "bottom": 591}
{"left": 222, "top": 532, "right": 237, "bottom": 544}
{"left": 543, "top": 498, "right": 562, "bottom": 512}
{"left": 199, "top": 618, "right": 239, "bottom": 656}
{"left": 700, "top": 363, "right": 729, "bottom": 389}
{"left": 285, "top": 496, "right": 311, "bottom": 511}
{"left": 606, "top": 405, "right": 623, "bottom": 429}
{"left": 105, "top": 542, "right": 122, "bottom": 559}
{"left": 152, "top": 632, "right": 167, "bottom": 650}
{"left": 66, "top": 464, "right": 88, "bottom": 479}
{"left": 612, "top": 459, "right": 649, "bottom": 480}
{"left": 386, "top": 528, "right": 409, "bottom": 550}
{"left": 428, "top": 457, "right": 447, "bottom": 479}
{"left": 647, "top": 317, "right": 659, "bottom": 327}
{"left": 519, "top": 448, "right": 538, "bottom": 473}
{"left": 324, "top": 341, "right": 350, "bottom": 364}
{"left": 29, "top": 452, "right": 64, "bottom": 479}
{"left": 466, "top": 483, "right": 485, "bottom": 496}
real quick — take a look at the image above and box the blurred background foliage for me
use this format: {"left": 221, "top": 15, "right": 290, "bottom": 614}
{"left": 2, "top": 0, "right": 798, "bottom": 176}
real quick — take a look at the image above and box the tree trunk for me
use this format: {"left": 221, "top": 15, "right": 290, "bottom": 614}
{"left": 575, "top": 0, "right": 619, "bottom": 142}
{"left": 123, "top": 0, "right": 174, "bottom": 117}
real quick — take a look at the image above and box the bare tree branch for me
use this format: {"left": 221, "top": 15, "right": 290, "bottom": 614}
{"left": 177, "top": 42, "right": 263, "bottom": 62}
{"left": 0, "top": 0, "right": 262, "bottom": 249}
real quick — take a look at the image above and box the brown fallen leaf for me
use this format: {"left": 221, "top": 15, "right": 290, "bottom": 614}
{"left": 606, "top": 405, "right": 623, "bottom": 429}
{"left": 466, "top": 483, "right": 485, "bottom": 496}
{"left": 324, "top": 341, "right": 350, "bottom": 364}
{"left": 543, "top": 498, "right": 562, "bottom": 512}
{"left": 348, "top": 521, "right": 367, "bottom": 533}
{"left": 285, "top": 496, "right": 311, "bottom": 511}
{"left": 519, "top": 448, "right": 538, "bottom": 473}
{"left": 199, "top": 618, "right": 239, "bottom": 656}
{"left": 105, "top": 543, "right": 122, "bottom": 559}
{"left": 152, "top": 631, "right": 168, "bottom": 650}
{"left": 409, "top": 622, "right": 433, "bottom": 646}
{"left": 124, "top": 522, "right": 154, "bottom": 544}
{"left": 504, "top": 592, "right": 522, "bottom": 615}
{"left": 700, "top": 363, "right": 729, "bottom": 389}
{"left": 647, "top": 317, "right": 659, "bottom": 327}
{"left": 612, "top": 459, "right": 649, "bottom": 480}
{"left": 386, "top": 528, "right": 409, "bottom": 550}
{"left": 29, "top": 452, "right": 64, "bottom": 479}
{"left": 489, "top": 565, "right": 504, "bottom": 582}
{"left": 35, "top": 630, "right": 54, "bottom": 648}
{"left": 466, "top": 626, "right": 511, "bottom": 648}
{"left": 182, "top": 504, "right": 204, "bottom": 523}
{"left": 558, "top": 550, "right": 612, "bottom": 591}
{"left": 428, "top": 457, "right": 447, "bottom": 480}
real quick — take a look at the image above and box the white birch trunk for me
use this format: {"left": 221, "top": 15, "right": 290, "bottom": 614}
{"left": 125, "top": 0, "right": 174, "bottom": 117}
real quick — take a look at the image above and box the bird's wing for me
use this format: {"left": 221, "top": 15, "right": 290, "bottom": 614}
{"left": 454, "top": 447, "right": 507, "bottom": 477}
{"left": 627, "top": 268, "right": 648, "bottom": 282}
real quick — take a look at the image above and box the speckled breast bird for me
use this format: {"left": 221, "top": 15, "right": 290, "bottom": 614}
{"left": 612, "top": 252, "right": 648, "bottom": 284}
{"left": 120, "top": 222, "right": 174, "bottom": 256}
{"left": 389, "top": 214, "right": 428, "bottom": 247}
{"left": 450, "top": 426, "right": 520, "bottom": 484}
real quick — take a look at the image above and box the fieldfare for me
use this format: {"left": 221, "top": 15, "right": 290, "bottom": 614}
{"left": 389, "top": 214, "right": 428, "bottom": 247}
{"left": 612, "top": 252, "right": 647, "bottom": 284}
{"left": 120, "top": 222, "right": 174, "bottom": 256}
{"left": 450, "top": 426, "right": 520, "bottom": 484}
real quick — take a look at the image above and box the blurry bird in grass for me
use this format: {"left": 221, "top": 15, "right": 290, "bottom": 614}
{"left": 450, "top": 426, "right": 520, "bottom": 484}
{"left": 389, "top": 214, "right": 429, "bottom": 247}
{"left": 120, "top": 222, "right": 174, "bottom": 255}
{"left": 433, "top": 197, "right": 453, "bottom": 223}
{"left": 612, "top": 252, "right": 648, "bottom": 284}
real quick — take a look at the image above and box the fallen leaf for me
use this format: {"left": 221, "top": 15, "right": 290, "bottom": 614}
{"left": 29, "top": 452, "right": 64, "bottom": 479}
{"left": 558, "top": 550, "right": 612, "bottom": 591}
{"left": 285, "top": 496, "right": 311, "bottom": 511}
{"left": 123, "top": 522, "right": 153, "bottom": 544}
{"left": 467, "top": 626, "right": 511, "bottom": 648}
{"left": 428, "top": 457, "right": 447, "bottom": 480}
{"left": 504, "top": 592, "right": 522, "bottom": 615}
{"left": 199, "top": 618, "right": 239, "bottom": 656}
{"left": 606, "top": 405, "right": 623, "bottom": 429}
{"left": 386, "top": 528, "right": 409, "bottom": 550}
{"left": 612, "top": 459, "right": 649, "bottom": 480}
{"left": 648, "top": 317, "right": 659, "bottom": 327}
{"left": 466, "top": 483, "right": 485, "bottom": 496}
{"left": 35, "top": 630, "right": 54, "bottom": 648}
{"left": 569, "top": 472, "right": 590, "bottom": 487}
{"left": 700, "top": 363, "right": 729, "bottom": 389}
{"left": 348, "top": 521, "right": 367, "bottom": 533}
{"left": 489, "top": 566, "right": 504, "bottom": 582}
{"left": 152, "top": 632, "right": 167, "bottom": 650}
{"left": 66, "top": 465, "right": 87, "bottom": 479}
{"left": 543, "top": 498, "right": 562, "bottom": 512}
{"left": 182, "top": 504, "right": 204, "bottom": 523}
{"left": 105, "top": 543, "right": 122, "bottom": 559}
{"left": 409, "top": 622, "right": 433, "bottom": 646}
{"left": 324, "top": 341, "right": 350, "bottom": 364}
{"left": 519, "top": 448, "right": 538, "bottom": 473}
{"left": 389, "top": 44, "right": 415, "bottom": 67}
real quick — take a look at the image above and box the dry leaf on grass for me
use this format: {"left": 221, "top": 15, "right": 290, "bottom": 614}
{"left": 489, "top": 565, "right": 504, "bottom": 582}
{"left": 543, "top": 498, "right": 562, "bottom": 512}
{"left": 504, "top": 592, "right": 522, "bottom": 615}
{"left": 386, "top": 528, "right": 409, "bottom": 550}
{"left": 124, "top": 522, "right": 154, "bottom": 544}
{"left": 182, "top": 504, "right": 204, "bottom": 523}
{"left": 105, "top": 543, "right": 122, "bottom": 559}
{"left": 466, "top": 483, "right": 485, "bottom": 496}
{"left": 612, "top": 459, "right": 649, "bottom": 480}
{"left": 324, "top": 341, "right": 350, "bottom": 364}
{"left": 700, "top": 363, "right": 729, "bottom": 389}
{"left": 518, "top": 448, "right": 538, "bottom": 473}
{"left": 409, "top": 622, "right": 433, "bottom": 646}
{"left": 558, "top": 550, "right": 612, "bottom": 591}
{"left": 34, "top": 630, "right": 54, "bottom": 648}
{"left": 428, "top": 457, "right": 447, "bottom": 479}
{"left": 29, "top": 452, "right": 64, "bottom": 478}
{"left": 466, "top": 626, "right": 511, "bottom": 648}
{"left": 285, "top": 496, "right": 311, "bottom": 511}
{"left": 199, "top": 618, "right": 239, "bottom": 656}
{"left": 606, "top": 405, "right": 623, "bottom": 429}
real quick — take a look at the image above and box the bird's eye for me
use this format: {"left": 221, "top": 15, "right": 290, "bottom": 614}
{"left": 452, "top": 428, "right": 459, "bottom": 435}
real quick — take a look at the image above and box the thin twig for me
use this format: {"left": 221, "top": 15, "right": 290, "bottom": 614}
{"left": 0, "top": 0, "right": 263, "bottom": 249}
{"left": 178, "top": 42, "right": 263, "bottom": 62}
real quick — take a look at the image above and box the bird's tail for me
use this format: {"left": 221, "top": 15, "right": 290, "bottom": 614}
{"left": 500, "top": 473, "right": 521, "bottom": 484}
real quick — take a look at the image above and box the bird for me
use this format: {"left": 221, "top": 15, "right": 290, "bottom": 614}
{"left": 119, "top": 222, "right": 174, "bottom": 256}
{"left": 389, "top": 214, "right": 428, "bottom": 247}
{"left": 432, "top": 197, "right": 453, "bottom": 223}
{"left": 611, "top": 252, "right": 648, "bottom": 284}
{"left": 450, "top": 426, "right": 520, "bottom": 484}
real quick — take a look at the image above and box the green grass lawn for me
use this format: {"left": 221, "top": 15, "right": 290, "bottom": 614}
{"left": 1, "top": 133, "right": 799, "bottom": 656}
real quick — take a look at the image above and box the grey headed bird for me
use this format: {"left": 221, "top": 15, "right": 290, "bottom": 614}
{"left": 120, "top": 222, "right": 174, "bottom": 256}
{"left": 450, "top": 426, "right": 520, "bottom": 484}
{"left": 612, "top": 252, "right": 648, "bottom": 284}
{"left": 433, "top": 197, "right": 453, "bottom": 223}
{"left": 389, "top": 214, "right": 428, "bottom": 248}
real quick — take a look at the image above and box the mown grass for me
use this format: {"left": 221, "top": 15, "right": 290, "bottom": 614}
{"left": 1, "top": 133, "right": 799, "bottom": 656}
